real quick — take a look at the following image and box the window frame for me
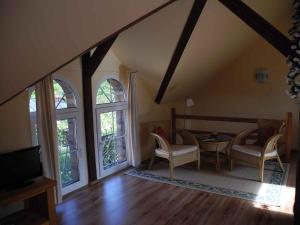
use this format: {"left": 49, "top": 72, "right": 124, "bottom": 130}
{"left": 95, "top": 76, "right": 127, "bottom": 106}
{"left": 28, "top": 86, "right": 39, "bottom": 146}
{"left": 52, "top": 75, "right": 89, "bottom": 195}
{"left": 94, "top": 76, "right": 129, "bottom": 179}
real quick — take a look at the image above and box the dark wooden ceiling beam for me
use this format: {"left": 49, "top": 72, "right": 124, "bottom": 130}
{"left": 81, "top": 52, "right": 97, "bottom": 182}
{"left": 218, "top": 0, "right": 291, "bottom": 57}
{"left": 155, "top": 0, "right": 207, "bottom": 104}
{"left": 89, "top": 34, "right": 119, "bottom": 76}
{"left": 81, "top": 35, "right": 117, "bottom": 183}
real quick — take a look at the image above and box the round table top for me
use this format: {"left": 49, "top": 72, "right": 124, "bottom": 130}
{"left": 196, "top": 134, "right": 232, "bottom": 143}
{"left": 196, "top": 134, "right": 232, "bottom": 152}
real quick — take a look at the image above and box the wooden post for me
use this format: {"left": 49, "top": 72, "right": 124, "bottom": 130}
{"left": 171, "top": 108, "right": 176, "bottom": 144}
{"left": 81, "top": 52, "right": 98, "bottom": 182}
{"left": 294, "top": 158, "right": 300, "bottom": 225}
{"left": 81, "top": 36, "right": 118, "bottom": 183}
{"left": 285, "top": 112, "right": 293, "bottom": 162}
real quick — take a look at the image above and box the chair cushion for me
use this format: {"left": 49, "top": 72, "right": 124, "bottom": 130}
{"left": 232, "top": 145, "right": 277, "bottom": 158}
{"left": 154, "top": 127, "right": 170, "bottom": 143}
{"left": 155, "top": 145, "right": 198, "bottom": 157}
{"left": 257, "top": 126, "right": 277, "bottom": 147}
{"left": 256, "top": 119, "right": 281, "bottom": 147}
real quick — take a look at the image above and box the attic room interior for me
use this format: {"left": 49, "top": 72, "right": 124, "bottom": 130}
{"left": 1, "top": 0, "right": 300, "bottom": 225}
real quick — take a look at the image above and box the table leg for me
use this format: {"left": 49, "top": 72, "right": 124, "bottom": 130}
{"left": 216, "top": 150, "right": 220, "bottom": 171}
{"left": 47, "top": 187, "right": 57, "bottom": 225}
{"left": 226, "top": 141, "right": 231, "bottom": 170}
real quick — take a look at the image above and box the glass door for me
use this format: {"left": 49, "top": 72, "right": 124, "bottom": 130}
{"left": 96, "top": 106, "right": 128, "bottom": 178}
{"left": 56, "top": 113, "right": 86, "bottom": 194}
{"left": 53, "top": 78, "right": 88, "bottom": 195}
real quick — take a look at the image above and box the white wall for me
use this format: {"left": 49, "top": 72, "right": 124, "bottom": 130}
{"left": 0, "top": 92, "right": 32, "bottom": 153}
{"left": 189, "top": 36, "right": 299, "bottom": 150}
{"left": 0, "top": 0, "right": 172, "bottom": 105}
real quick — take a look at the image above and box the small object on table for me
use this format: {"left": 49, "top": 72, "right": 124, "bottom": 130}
{"left": 197, "top": 133, "right": 232, "bottom": 171}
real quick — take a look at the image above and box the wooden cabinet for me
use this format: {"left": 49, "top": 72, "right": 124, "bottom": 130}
{"left": 0, "top": 177, "right": 57, "bottom": 225}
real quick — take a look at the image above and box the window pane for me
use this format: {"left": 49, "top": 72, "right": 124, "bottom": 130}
{"left": 53, "top": 79, "right": 77, "bottom": 109}
{"left": 100, "top": 110, "right": 125, "bottom": 139}
{"left": 29, "top": 89, "right": 39, "bottom": 145}
{"left": 102, "top": 137, "right": 127, "bottom": 170}
{"left": 99, "top": 110, "right": 127, "bottom": 170}
{"left": 57, "top": 118, "right": 80, "bottom": 187}
{"left": 96, "top": 79, "right": 125, "bottom": 104}
{"left": 29, "top": 90, "right": 37, "bottom": 112}
{"left": 30, "top": 115, "right": 39, "bottom": 146}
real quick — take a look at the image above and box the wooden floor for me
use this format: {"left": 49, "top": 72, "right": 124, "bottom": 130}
{"left": 57, "top": 159, "right": 296, "bottom": 225}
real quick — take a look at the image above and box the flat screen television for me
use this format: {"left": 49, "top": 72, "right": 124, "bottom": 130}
{"left": 0, "top": 146, "right": 43, "bottom": 191}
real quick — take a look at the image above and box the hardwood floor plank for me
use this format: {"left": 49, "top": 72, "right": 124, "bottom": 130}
{"left": 57, "top": 158, "right": 296, "bottom": 225}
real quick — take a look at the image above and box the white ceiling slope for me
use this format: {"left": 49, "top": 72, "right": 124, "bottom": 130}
{"left": 113, "top": 0, "right": 292, "bottom": 103}
{"left": 0, "top": 0, "right": 173, "bottom": 105}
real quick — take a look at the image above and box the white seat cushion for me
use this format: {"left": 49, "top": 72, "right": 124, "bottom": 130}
{"left": 232, "top": 145, "right": 277, "bottom": 158}
{"left": 155, "top": 145, "right": 198, "bottom": 157}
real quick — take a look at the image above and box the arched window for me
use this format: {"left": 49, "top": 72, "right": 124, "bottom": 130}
{"left": 28, "top": 78, "right": 87, "bottom": 195}
{"left": 53, "top": 79, "right": 77, "bottom": 109}
{"left": 53, "top": 78, "right": 87, "bottom": 193}
{"left": 28, "top": 88, "right": 38, "bottom": 146}
{"left": 95, "top": 78, "right": 128, "bottom": 177}
{"left": 96, "top": 78, "right": 125, "bottom": 104}
{"left": 29, "top": 90, "right": 37, "bottom": 112}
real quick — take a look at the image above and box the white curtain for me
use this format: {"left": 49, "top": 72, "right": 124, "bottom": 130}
{"left": 36, "top": 76, "right": 62, "bottom": 203}
{"left": 127, "top": 72, "right": 141, "bottom": 167}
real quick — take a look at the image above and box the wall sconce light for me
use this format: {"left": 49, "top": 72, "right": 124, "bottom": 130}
{"left": 255, "top": 69, "right": 268, "bottom": 83}
{"left": 185, "top": 97, "right": 195, "bottom": 107}
{"left": 184, "top": 97, "right": 194, "bottom": 129}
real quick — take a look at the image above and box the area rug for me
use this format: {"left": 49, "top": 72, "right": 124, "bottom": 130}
{"left": 125, "top": 161, "right": 289, "bottom": 206}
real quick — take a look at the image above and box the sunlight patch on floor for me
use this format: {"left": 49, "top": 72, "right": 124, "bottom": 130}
{"left": 253, "top": 185, "right": 295, "bottom": 215}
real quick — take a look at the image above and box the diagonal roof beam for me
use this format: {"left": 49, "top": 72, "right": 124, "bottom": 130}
{"left": 155, "top": 0, "right": 207, "bottom": 104}
{"left": 219, "top": 0, "right": 292, "bottom": 57}
{"left": 89, "top": 34, "right": 119, "bottom": 76}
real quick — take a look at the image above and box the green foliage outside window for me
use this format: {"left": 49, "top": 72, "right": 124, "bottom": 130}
{"left": 96, "top": 79, "right": 125, "bottom": 104}
{"left": 57, "top": 119, "right": 79, "bottom": 187}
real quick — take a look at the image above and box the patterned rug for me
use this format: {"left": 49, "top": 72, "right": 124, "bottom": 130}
{"left": 125, "top": 160, "right": 289, "bottom": 206}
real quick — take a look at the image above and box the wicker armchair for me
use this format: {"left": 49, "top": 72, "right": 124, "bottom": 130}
{"left": 148, "top": 130, "right": 200, "bottom": 179}
{"left": 230, "top": 126, "right": 285, "bottom": 182}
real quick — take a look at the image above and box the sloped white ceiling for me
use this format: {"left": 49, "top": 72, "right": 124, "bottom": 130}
{"left": 0, "top": 0, "right": 173, "bottom": 105}
{"left": 112, "top": 0, "right": 292, "bottom": 103}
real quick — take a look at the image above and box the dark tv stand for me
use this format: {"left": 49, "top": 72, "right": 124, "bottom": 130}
{"left": 0, "top": 176, "right": 57, "bottom": 225}
{"left": 5, "top": 180, "right": 34, "bottom": 192}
